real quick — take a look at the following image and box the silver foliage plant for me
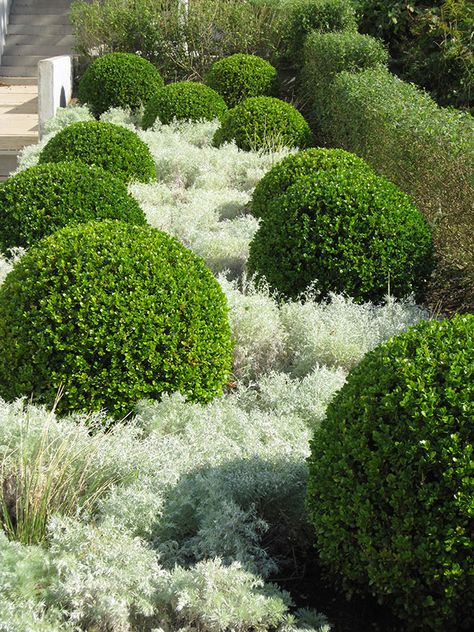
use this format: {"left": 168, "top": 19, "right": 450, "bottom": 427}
{"left": 1, "top": 105, "right": 430, "bottom": 631}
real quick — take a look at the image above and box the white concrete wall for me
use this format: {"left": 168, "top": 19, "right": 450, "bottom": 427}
{"left": 38, "top": 55, "right": 72, "bottom": 137}
{"left": 0, "top": 0, "right": 12, "bottom": 65}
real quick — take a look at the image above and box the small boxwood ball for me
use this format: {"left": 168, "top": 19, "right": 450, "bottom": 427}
{"left": 38, "top": 121, "right": 156, "bottom": 183}
{"left": 307, "top": 315, "right": 474, "bottom": 631}
{"left": 205, "top": 53, "right": 278, "bottom": 108}
{"left": 142, "top": 81, "right": 228, "bottom": 129}
{"left": 0, "top": 162, "right": 146, "bottom": 252}
{"left": 251, "top": 148, "right": 373, "bottom": 218}
{"left": 213, "top": 96, "right": 313, "bottom": 152}
{"left": 247, "top": 169, "right": 434, "bottom": 302}
{"left": 0, "top": 220, "right": 233, "bottom": 417}
{"left": 78, "top": 52, "right": 164, "bottom": 117}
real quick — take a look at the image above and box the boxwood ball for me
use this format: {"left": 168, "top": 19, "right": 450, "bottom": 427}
{"left": 0, "top": 220, "right": 233, "bottom": 417}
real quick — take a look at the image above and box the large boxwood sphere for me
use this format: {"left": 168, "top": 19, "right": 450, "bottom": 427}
{"left": 251, "top": 148, "right": 373, "bottom": 218}
{"left": 38, "top": 121, "right": 156, "bottom": 183}
{"left": 0, "top": 162, "right": 146, "bottom": 251}
{"left": 78, "top": 52, "right": 164, "bottom": 117}
{"left": 205, "top": 53, "right": 278, "bottom": 108}
{"left": 306, "top": 315, "right": 474, "bottom": 631}
{"left": 247, "top": 169, "right": 434, "bottom": 302}
{"left": 0, "top": 220, "right": 233, "bottom": 417}
{"left": 213, "top": 97, "right": 313, "bottom": 152}
{"left": 141, "top": 81, "right": 228, "bottom": 129}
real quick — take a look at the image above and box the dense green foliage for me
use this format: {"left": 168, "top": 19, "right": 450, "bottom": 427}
{"left": 251, "top": 148, "right": 373, "bottom": 219}
{"left": 300, "top": 30, "right": 388, "bottom": 127}
{"left": 78, "top": 52, "right": 164, "bottom": 117}
{"left": 0, "top": 162, "right": 145, "bottom": 251}
{"left": 318, "top": 67, "right": 474, "bottom": 313}
{"left": 358, "top": 0, "right": 473, "bottom": 112}
{"left": 282, "top": 0, "right": 357, "bottom": 63}
{"left": 0, "top": 220, "right": 233, "bottom": 417}
{"left": 205, "top": 53, "right": 278, "bottom": 108}
{"left": 38, "top": 121, "right": 156, "bottom": 183}
{"left": 213, "top": 96, "right": 312, "bottom": 151}
{"left": 248, "top": 169, "right": 434, "bottom": 302}
{"left": 141, "top": 81, "right": 228, "bottom": 129}
{"left": 307, "top": 314, "right": 474, "bottom": 631}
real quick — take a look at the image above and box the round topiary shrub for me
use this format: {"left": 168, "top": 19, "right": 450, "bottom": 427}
{"left": 251, "top": 148, "right": 373, "bottom": 218}
{"left": 213, "top": 97, "right": 313, "bottom": 152}
{"left": 306, "top": 315, "right": 474, "bottom": 631}
{"left": 0, "top": 162, "right": 146, "bottom": 251}
{"left": 141, "top": 81, "right": 228, "bottom": 129}
{"left": 247, "top": 169, "right": 434, "bottom": 302}
{"left": 38, "top": 121, "right": 156, "bottom": 183}
{"left": 205, "top": 53, "right": 278, "bottom": 108}
{"left": 78, "top": 52, "right": 164, "bottom": 118}
{"left": 0, "top": 220, "right": 233, "bottom": 417}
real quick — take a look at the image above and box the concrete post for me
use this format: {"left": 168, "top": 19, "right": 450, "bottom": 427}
{"left": 38, "top": 55, "right": 72, "bottom": 138}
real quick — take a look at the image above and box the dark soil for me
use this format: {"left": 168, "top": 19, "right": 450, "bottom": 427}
{"left": 276, "top": 554, "right": 404, "bottom": 632}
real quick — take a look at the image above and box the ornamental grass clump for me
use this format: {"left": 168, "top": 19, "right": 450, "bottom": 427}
{"left": 205, "top": 53, "right": 278, "bottom": 108}
{"left": 142, "top": 81, "right": 228, "bottom": 129}
{"left": 247, "top": 169, "right": 434, "bottom": 303}
{"left": 0, "top": 220, "right": 233, "bottom": 417}
{"left": 213, "top": 97, "right": 313, "bottom": 152}
{"left": 0, "top": 162, "right": 145, "bottom": 252}
{"left": 0, "top": 404, "right": 131, "bottom": 545}
{"left": 38, "top": 120, "right": 156, "bottom": 183}
{"left": 78, "top": 52, "right": 164, "bottom": 117}
{"left": 251, "top": 147, "right": 373, "bottom": 218}
{"left": 306, "top": 314, "right": 474, "bottom": 631}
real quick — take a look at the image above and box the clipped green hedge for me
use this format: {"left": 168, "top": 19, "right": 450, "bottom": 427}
{"left": 141, "top": 81, "right": 228, "bottom": 129}
{"left": 247, "top": 169, "right": 434, "bottom": 302}
{"left": 251, "top": 147, "right": 373, "bottom": 219}
{"left": 300, "top": 30, "right": 388, "bottom": 127}
{"left": 0, "top": 220, "right": 233, "bottom": 417}
{"left": 0, "top": 162, "right": 146, "bottom": 251}
{"left": 205, "top": 53, "right": 278, "bottom": 108}
{"left": 307, "top": 314, "right": 474, "bottom": 631}
{"left": 38, "top": 121, "right": 156, "bottom": 183}
{"left": 318, "top": 67, "right": 474, "bottom": 313}
{"left": 282, "top": 0, "right": 357, "bottom": 64}
{"left": 78, "top": 52, "right": 164, "bottom": 117}
{"left": 213, "top": 96, "right": 312, "bottom": 152}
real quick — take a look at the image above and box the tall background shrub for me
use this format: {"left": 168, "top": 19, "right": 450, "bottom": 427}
{"left": 357, "top": 0, "right": 473, "bottom": 112}
{"left": 71, "top": 0, "right": 285, "bottom": 80}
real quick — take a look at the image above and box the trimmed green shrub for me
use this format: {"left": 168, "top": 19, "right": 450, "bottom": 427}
{"left": 38, "top": 121, "right": 156, "bottom": 183}
{"left": 319, "top": 67, "right": 474, "bottom": 313}
{"left": 282, "top": 0, "right": 357, "bottom": 64}
{"left": 78, "top": 52, "right": 164, "bottom": 117}
{"left": 300, "top": 30, "right": 388, "bottom": 126}
{"left": 141, "top": 81, "right": 228, "bottom": 129}
{"left": 247, "top": 169, "right": 434, "bottom": 302}
{"left": 0, "top": 162, "right": 146, "bottom": 251}
{"left": 251, "top": 148, "right": 373, "bottom": 219}
{"left": 205, "top": 53, "right": 278, "bottom": 108}
{"left": 213, "top": 96, "right": 312, "bottom": 152}
{"left": 306, "top": 314, "right": 474, "bottom": 631}
{"left": 0, "top": 220, "right": 233, "bottom": 417}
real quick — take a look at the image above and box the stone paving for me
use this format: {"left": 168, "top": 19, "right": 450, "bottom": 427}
{"left": 0, "top": 78, "right": 38, "bottom": 179}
